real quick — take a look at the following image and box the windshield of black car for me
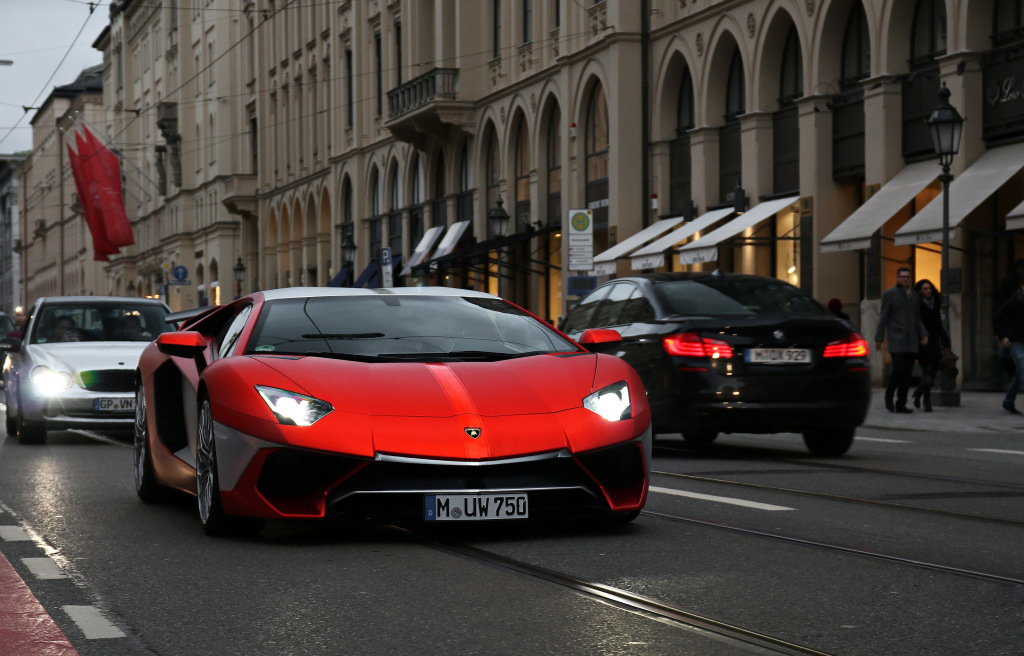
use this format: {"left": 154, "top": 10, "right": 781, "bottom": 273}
{"left": 245, "top": 295, "right": 579, "bottom": 359}
{"left": 30, "top": 303, "right": 171, "bottom": 344}
{"left": 654, "top": 279, "right": 826, "bottom": 316}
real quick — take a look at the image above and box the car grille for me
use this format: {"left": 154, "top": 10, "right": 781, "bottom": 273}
{"left": 79, "top": 369, "right": 135, "bottom": 392}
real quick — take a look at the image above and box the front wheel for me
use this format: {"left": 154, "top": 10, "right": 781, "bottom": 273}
{"left": 196, "top": 398, "right": 261, "bottom": 536}
{"left": 802, "top": 428, "right": 855, "bottom": 456}
{"left": 18, "top": 415, "right": 46, "bottom": 445}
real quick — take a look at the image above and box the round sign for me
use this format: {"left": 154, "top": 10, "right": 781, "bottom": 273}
{"left": 571, "top": 211, "right": 591, "bottom": 231}
{"left": 171, "top": 265, "right": 189, "bottom": 281}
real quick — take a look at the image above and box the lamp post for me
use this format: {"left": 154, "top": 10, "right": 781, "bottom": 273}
{"left": 233, "top": 257, "right": 246, "bottom": 299}
{"left": 341, "top": 228, "right": 357, "bottom": 286}
{"left": 488, "top": 198, "right": 510, "bottom": 295}
{"left": 927, "top": 82, "right": 964, "bottom": 406}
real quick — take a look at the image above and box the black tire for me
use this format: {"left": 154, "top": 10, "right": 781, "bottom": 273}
{"left": 682, "top": 428, "right": 718, "bottom": 445}
{"left": 18, "top": 416, "right": 46, "bottom": 445}
{"left": 196, "top": 397, "right": 262, "bottom": 536}
{"left": 133, "top": 382, "right": 164, "bottom": 503}
{"left": 6, "top": 414, "right": 16, "bottom": 436}
{"left": 802, "top": 427, "right": 855, "bottom": 456}
{"left": 606, "top": 509, "right": 641, "bottom": 524}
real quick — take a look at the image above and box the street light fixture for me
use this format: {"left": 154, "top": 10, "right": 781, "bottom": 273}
{"left": 233, "top": 257, "right": 246, "bottom": 299}
{"left": 927, "top": 82, "right": 964, "bottom": 407}
{"left": 488, "top": 197, "right": 511, "bottom": 238}
{"left": 341, "top": 229, "right": 357, "bottom": 266}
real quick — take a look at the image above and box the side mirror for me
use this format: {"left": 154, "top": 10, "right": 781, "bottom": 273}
{"left": 578, "top": 328, "right": 623, "bottom": 346}
{"left": 156, "top": 331, "right": 208, "bottom": 359}
{"left": 0, "top": 337, "right": 21, "bottom": 353}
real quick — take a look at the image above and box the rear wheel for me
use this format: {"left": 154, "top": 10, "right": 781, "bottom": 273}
{"left": 682, "top": 428, "right": 718, "bottom": 445}
{"left": 6, "top": 415, "right": 15, "bottom": 436}
{"left": 802, "top": 428, "right": 855, "bottom": 456}
{"left": 133, "top": 383, "right": 164, "bottom": 502}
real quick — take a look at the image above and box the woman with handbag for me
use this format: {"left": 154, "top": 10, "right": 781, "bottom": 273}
{"left": 913, "top": 279, "right": 950, "bottom": 412}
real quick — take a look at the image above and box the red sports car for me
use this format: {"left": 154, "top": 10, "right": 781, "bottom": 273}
{"left": 134, "top": 287, "right": 651, "bottom": 534}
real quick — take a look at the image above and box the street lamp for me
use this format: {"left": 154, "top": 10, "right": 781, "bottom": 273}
{"left": 127, "top": 280, "right": 136, "bottom": 296}
{"left": 488, "top": 198, "right": 511, "bottom": 296}
{"left": 927, "top": 82, "right": 964, "bottom": 407}
{"left": 341, "top": 229, "right": 357, "bottom": 266}
{"left": 233, "top": 257, "right": 246, "bottom": 299}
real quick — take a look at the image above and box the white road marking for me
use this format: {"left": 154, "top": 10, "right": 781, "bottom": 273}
{"left": 649, "top": 486, "right": 794, "bottom": 511}
{"left": 63, "top": 605, "right": 126, "bottom": 639}
{"left": 856, "top": 436, "right": 912, "bottom": 443}
{"left": 22, "top": 557, "right": 67, "bottom": 580}
{"left": 968, "top": 448, "right": 1024, "bottom": 456}
{"left": 0, "top": 526, "right": 31, "bottom": 541}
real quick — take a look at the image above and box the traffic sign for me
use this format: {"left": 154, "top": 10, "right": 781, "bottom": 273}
{"left": 567, "top": 209, "right": 594, "bottom": 272}
{"left": 171, "top": 265, "right": 188, "bottom": 281}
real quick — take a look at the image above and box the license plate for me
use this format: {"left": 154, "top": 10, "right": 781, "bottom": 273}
{"left": 747, "top": 348, "right": 811, "bottom": 364}
{"left": 424, "top": 494, "right": 529, "bottom": 521}
{"left": 93, "top": 398, "right": 135, "bottom": 411}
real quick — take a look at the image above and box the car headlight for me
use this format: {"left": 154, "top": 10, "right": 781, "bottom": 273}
{"left": 31, "top": 365, "right": 74, "bottom": 395}
{"left": 583, "top": 381, "right": 631, "bottom": 421}
{"left": 255, "top": 385, "right": 333, "bottom": 426}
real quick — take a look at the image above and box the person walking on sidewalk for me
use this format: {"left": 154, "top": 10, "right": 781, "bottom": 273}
{"left": 912, "top": 279, "right": 950, "bottom": 412}
{"left": 993, "top": 276, "right": 1024, "bottom": 415}
{"left": 875, "top": 266, "right": 928, "bottom": 413}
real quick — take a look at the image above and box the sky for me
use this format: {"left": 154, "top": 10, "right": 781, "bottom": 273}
{"left": 0, "top": 0, "right": 109, "bottom": 154}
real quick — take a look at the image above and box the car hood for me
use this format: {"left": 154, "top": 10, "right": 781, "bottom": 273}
{"left": 252, "top": 353, "right": 598, "bottom": 418}
{"left": 26, "top": 342, "right": 148, "bottom": 373}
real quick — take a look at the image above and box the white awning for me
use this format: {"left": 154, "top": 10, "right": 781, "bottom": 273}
{"left": 629, "top": 208, "right": 735, "bottom": 270}
{"left": 589, "top": 217, "right": 686, "bottom": 275}
{"left": 1007, "top": 198, "right": 1024, "bottom": 231}
{"left": 894, "top": 142, "right": 1024, "bottom": 246}
{"left": 678, "top": 196, "right": 800, "bottom": 265}
{"left": 399, "top": 225, "right": 446, "bottom": 275}
{"left": 428, "top": 220, "right": 471, "bottom": 261}
{"left": 819, "top": 161, "right": 937, "bottom": 252}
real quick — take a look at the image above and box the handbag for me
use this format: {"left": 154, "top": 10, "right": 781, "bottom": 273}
{"left": 939, "top": 348, "right": 959, "bottom": 378}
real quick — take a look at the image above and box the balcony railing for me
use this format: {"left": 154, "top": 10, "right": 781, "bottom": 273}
{"left": 387, "top": 68, "right": 459, "bottom": 121}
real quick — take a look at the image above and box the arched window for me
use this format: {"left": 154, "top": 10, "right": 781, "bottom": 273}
{"left": 911, "top": 0, "right": 946, "bottom": 68}
{"left": 841, "top": 3, "right": 870, "bottom": 86}
{"left": 720, "top": 51, "right": 744, "bottom": 202}
{"left": 485, "top": 126, "right": 501, "bottom": 236}
{"left": 725, "top": 52, "right": 746, "bottom": 118}
{"left": 779, "top": 27, "right": 803, "bottom": 104}
{"left": 388, "top": 162, "right": 402, "bottom": 261}
{"left": 457, "top": 140, "right": 473, "bottom": 222}
{"left": 546, "top": 104, "right": 561, "bottom": 225}
{"left": 410, "top": 153, "right": 425, "bottom": 248}
{"left": 670, "top": 67, "right": 694, "bottom": 215}
{"left": 514, "top": 117, "right": 531, "bottom": 229}
{"left": 433, "top": 153, "right": 447, "bottom": 227}
{"left": 585, "top": 84, "right": 609, "bottom": 228}
{"left": 370, "top": 168, "right": 381, "bottom": 217}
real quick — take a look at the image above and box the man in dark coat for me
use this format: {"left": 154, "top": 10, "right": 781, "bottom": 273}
{"left": 993, "top": 277, "right": 1024, "bottom": 415}
{"left": 874, "top": 266, "right": 928, "bottom": 413}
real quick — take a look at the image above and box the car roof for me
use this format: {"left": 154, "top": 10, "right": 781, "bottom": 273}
{"left": 258, "top": 286, "right": 500, "bottom": 301}
{"left": 611, "top": 271, "right": 773, "bottom": 285}
{"left": 35, "top": 296, "right": 169, "bottom": 305}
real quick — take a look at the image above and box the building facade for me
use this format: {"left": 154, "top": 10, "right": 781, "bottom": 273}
{"left": 15, "top": 0, "right": 1024, "bottom": 388}
{"left": 0, "top": 154, "right": 26, "bottom": 315}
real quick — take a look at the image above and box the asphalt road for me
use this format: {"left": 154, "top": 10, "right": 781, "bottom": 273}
{"left": 1, "top": 405, "right": 1022, "bottom": 656}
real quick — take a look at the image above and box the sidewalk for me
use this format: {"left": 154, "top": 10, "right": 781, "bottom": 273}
{"left": 863, "top": 387, "right": 1024, "bottom": 432}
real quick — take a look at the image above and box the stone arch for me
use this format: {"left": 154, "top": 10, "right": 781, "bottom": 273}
{"left": 702, "top": 21, "right": 747, "bottom": 125}
{"left": 653, "top": 36, "right": 698, "bottom": 141}
{"left": 753, "top": 5, "right": 806, "bottom": 112}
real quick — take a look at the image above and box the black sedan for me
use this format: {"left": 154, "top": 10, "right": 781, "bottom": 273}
{"left": 561, "top": 272, "right": 871, "bottom": 455}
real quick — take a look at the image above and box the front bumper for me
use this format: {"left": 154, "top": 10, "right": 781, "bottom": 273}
{"left": 21, "top": 389, "right": 135, "bottom": 429}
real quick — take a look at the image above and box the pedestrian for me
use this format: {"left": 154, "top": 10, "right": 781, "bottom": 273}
{"left": 990, "top": 259, "right": 1024, "bottom": 382}
{"left": 912, "top": 279, "right": 950, "bottom": 412}
{"left": 874, "top": 266, "right": 928, "bottom": 413}
{"left": 827, "top": 298, "right": 851, "bottom": 323}
{"left": 993, "top": 276, "right": 1024, "bottom": 415}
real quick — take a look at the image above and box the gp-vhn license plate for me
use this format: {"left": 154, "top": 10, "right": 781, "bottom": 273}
{"left": 425, "top": 494, "right": 528, "bottom": 521}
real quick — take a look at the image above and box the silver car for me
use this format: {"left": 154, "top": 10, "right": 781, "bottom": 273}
{"left": 1, "top": 296, "right": 171, "bottom": 444}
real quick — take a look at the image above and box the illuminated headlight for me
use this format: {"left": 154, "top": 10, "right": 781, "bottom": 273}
{"left": 583, "top": 381, "right": 631, "bottom": 421}
{"left": 31, "top": 366, "right": 74, "bottom": 395}
{"left": 255, "top": 385, "right": 333, "bottom": 426}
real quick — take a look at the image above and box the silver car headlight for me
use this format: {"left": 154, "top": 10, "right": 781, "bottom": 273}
{"left": 583, "top": 381, "right": 631, "bottom": 421}
{"left": 31, "top": 365, "right": 74, "bottom": 395}
{"left": 255, "top": 385, "right": 333, "bottom": 426}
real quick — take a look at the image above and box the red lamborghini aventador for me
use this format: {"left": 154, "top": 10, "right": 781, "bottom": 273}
{"left": 134, "top": 287, "right": 651, "bottom": 534}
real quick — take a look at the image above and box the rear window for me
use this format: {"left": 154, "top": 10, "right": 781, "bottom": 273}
{"left": 654, "top": 278, "right": 826, "bottom": 317}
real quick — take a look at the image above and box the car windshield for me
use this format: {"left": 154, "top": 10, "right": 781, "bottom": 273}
{"left": 654, "top": 278, "right": 826, "bottom": 317}
{"left": 30, "top": 302, "right": 170, "bottom": 344}
{"left": 246, "top": 295, "right": 579, "bottom": 360}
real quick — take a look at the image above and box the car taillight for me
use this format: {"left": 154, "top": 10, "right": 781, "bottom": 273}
{"left": 663, "top": 332, "right": 734, "bottom": 359}
{"left": 823, "top": 333, "right": 869, "bottom": 358}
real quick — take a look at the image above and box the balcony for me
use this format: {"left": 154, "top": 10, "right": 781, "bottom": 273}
{"left": 385, "top": 68, "right": 474, "bottom": 147}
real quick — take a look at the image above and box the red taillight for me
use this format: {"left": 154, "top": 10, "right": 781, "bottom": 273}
{"left": 663, "top": 332, "right": 734, "bottom": 359}
{"left": 823, "top": 332, "right": 870, "bottom": 358}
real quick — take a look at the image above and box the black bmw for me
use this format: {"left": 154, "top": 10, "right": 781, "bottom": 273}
{"left": 562, "top": 272, "right": 872, "bottom": 456}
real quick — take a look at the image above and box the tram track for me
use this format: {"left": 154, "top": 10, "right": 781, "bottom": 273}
{"left": 651, "top": 469, "right": 1024, "bottom": 527}
{"left": 393, "top": 525, "right": 838, "bottom": 656}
